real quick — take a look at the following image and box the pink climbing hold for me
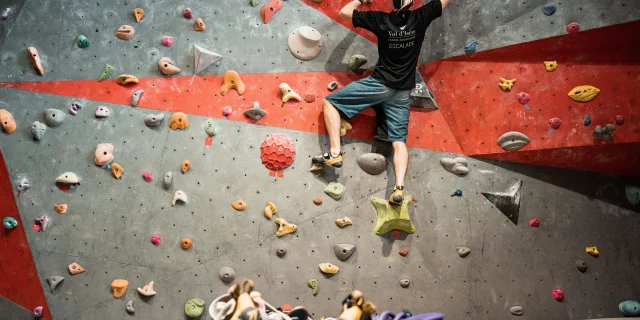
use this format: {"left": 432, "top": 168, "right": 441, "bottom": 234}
{"left": 223, "top": 106, "right": 232, "bottom": 117}
{"left": 142, "top": 172, "right": 153, "bottom": 182}
{"left": 549, "top": 118, "right": 561, "bottom": 130}
{"left": 616, "top": 115, "right": 625, "bottom": 125}
{"left": 552, "top": 289, "right": 564, "bottom": 301}
{"left": 183, "top": 8, "right": 193, "bottom": 19}
{"left": 151, "top": 234, "right": 161, "bottom": 245}
{"left": 529, "top": 218, "right": 540, "bottom": 227}
{"left": 161, "top": 36, "right": 173, "bottom": 47}
{"left": 566, "top": 22, "right": 580, "bottom": 34}
{"left": 517, "top": 92, "right": 530, "bottom": 105}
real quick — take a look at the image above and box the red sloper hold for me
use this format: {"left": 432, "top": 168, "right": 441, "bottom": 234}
{"left": 399, "top": 248, "right": 409, "bottom": 257}
{"left": 529, "top": 218, "right": 540, "bottom": 227}
{"left": 261, "top": 0, "right": 282, "bottom": 24}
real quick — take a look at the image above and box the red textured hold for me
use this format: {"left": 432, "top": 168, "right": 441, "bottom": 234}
{"left": 205, "top": 136, "right": 212, "bottom": 146}
{"left": 280, "top": 304, "right": 292, "bottom": 312}
{"left": 393, "top": 230, "right": 402, "bottom": 238}
{"left": 260, "top": 0, "right": 282, "bottom": 24}
{"left": 313, "top": 198, "right": 322, "bottom": 205}
{"left": 303, "top": 94, "right": 316, "bottom": 103}
{"left": 616, "top": 115, "right": 625, "bottom": 125}
{"left": 552, "top": 289, "right": 564, "bottom": 301}
{"left": 529, "top": 218, "right": 540, "bottom": 227}
{"left": 399, "top": 248, "right": 409, "bottom": 257}
{"left": 260, "top": 133, "right": 296, "bottom": 178}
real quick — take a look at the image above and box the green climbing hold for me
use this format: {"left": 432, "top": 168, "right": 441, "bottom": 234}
{"left": 619, "top": 300, "right": 640, "bottom": 317}
{"left": 98, "top": 64, "right": 114, "bottom": 82}
{"left": 324, "top": 182, "right": 346, "bottom": 200}
{"left": 204, "top": 118, "right": 216, "bottom": 136}
{"left": 307, "top": 278, "right": 319, "bottom": 295}
{"left": 185, "top": 298, "right": 205, "bottom": 318}
{"left": 249, "top": 0, "right": 262, "bottom": 6}
{"left": 3, "top": 217, "right": 18, "bottom": 229}
{"left": 77, "top": 35, "right": 90, "bottom": 48}
{"left": 625, "top": 185, "right": 640, "bottom": 207}
{"left": 370, "top": 196, "right": 415, "bottom": 235}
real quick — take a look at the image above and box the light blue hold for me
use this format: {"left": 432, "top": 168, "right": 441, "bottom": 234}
{"left": 542, "top": 4, "right": 557, "bottom": 16}
{"left": 619, "top": 300, "right": 640, "bottom": 317}
{"left": 464, "top": 40, "right": 478, "bottom": 54}
{"left": 3, "top": 217, "right": 18, "bottom": 229}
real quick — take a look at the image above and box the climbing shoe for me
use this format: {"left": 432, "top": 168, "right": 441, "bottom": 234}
{"left": 389, "top": 186, "right": 405, "bottom": 205}
{"left": 312, "top": 152, "right": 343, "bottom": 168}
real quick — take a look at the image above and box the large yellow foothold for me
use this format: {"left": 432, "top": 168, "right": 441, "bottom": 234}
{"left": 569, "top": 85, "right": 600, "bottom": 102}
{"left": 498, "top": 78, "right": 516, "bottom": 91}
{"left": 544, "top": 61, "right": 557, "bottom": 71}
{"left": 586, "top": 246, "right": 599, "bottom": 257}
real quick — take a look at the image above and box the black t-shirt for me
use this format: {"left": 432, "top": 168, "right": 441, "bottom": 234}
{"left": 352, "top": 0, "right": 442, "bottom": 90}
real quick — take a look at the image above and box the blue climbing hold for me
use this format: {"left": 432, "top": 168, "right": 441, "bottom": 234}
{"left": 583, "top": 114, "right": 592, "bottom": 126}
{"left": 402, "top": 309, "right": 412, "bottom": 317}
{"left": 464, "top": 40, "right": 478, "bottom": 54}
{"left": 451, "top": 189, "right": 463, "bottom": 197}
{"left": 3, "top": 217, "right": 18, "bottom": 229}
{"left": 619, "top": 300, "right": 640, "bottom": 317}
{"left": 542, "top": 4, "right": 557, "bottom": 16}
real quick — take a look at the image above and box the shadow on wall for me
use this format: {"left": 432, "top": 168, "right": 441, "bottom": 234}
{"left": 473, "top": 157, "right": 640, "bottom": 213}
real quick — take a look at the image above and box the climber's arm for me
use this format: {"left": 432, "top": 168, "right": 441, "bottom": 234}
{"left": 338, "top": 0, "right": 362, "bottom": 22}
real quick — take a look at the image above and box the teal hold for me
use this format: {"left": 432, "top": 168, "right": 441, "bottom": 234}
{"left": 619, "top": 300, "right": 640, "bottom": 316}
{"left": 3, "top": 217, "right": 18, "bottom": 229}
{"left": 77, "top": 35, "right": 89, "bottom": 48}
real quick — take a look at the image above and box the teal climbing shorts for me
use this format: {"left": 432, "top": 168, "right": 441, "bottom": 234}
{"left": 325, "top": 76, "right": 411, "bottom": 143}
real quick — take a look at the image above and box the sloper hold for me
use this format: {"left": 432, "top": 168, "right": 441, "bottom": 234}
{"left": 348, "top": 54, "right": 367, "bottom": 70}
{"left": 619, "top": 300, "right": 640, "bottom": 317}
{"left": 481, "top": 180, "right": 523, "bottom": 225}
{"left": 204, "top": 118, "right": 216, "bottom": 136}
{"left": 244, "top": 102, "right": 267, "bottom": 120}
{"left": 333, "top": 244, "right": 356, "bottom": 261}
{"left": 399, "top": 278, "right": 410, "bottom": 288}
{"left": 371, "top": 196, "right": 415, "bottom": 235}
{"left": 324, "top": 181, "right": 346, "bottom": 200}
{"left": 497, "top": 131, "right": 530, "bottom": 151}
{"left": 260, "top": 0, "right": 282, "bottom": 24}
{"left": 219, "top": 266, "right": 235, "bottom": 283}
{"left": 144, "top": 113, "right": 164, "bottom": 127}
{"left": 46, "top": 276, "right": 64, "bottom": 293}
{"left": 95, "top": 106, "right": 110, "bottom": 118}
{"left": 56, "top": 172, "right": 79, "bottom": 184}
{"left": 44, "top": 108, "right": 65, "bottom": 127}
{"left": 411, "top": 70, "right": 438, "bottom": 109}
{"left": 357, "top": 153, "right": 386, "bottom": 175}
{"left": 132, "top": 90, "right": 144, "bottom": 107}
{"left": 288, "top": 26, "right": 323, "bottom": 61}
{"left": 440, "top": 157, "right": 469, "bottom": 175}
{"left": 509, "top": 306, "right": 523, "bottom": 316}
{"left": 575, "top": 259, "right": 587, "bottom": 272}
{"left": 193, "top": 44, "right": 223, "bottom": 74}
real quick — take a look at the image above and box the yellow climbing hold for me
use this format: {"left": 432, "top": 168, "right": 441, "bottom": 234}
{"left": 498, "top": 78, "right": 516, "bottom": 91}
{"left": 264, "top": 201, "right": 277, "bottom": 219}
{"left": 586, "top": 246, "right": 599, "bottom": 257}
{"left": 370, "top": 196, "right": 415, "bottom": 235}
{"left": 544, "top": 61, "right": 557, "bottom": 71}
{"left": 568, "top": 85, "right": 600, "bottom": 102}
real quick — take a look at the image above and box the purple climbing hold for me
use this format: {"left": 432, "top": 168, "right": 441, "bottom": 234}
{"left": 35, "top": 215, "right": 49, "bottom": 232}
{"left": 69, "top": 102, "right": 82, "bottom": 115}
{"left": 33, "top": 306, "right": 43, "bottom": 317}
{"left": 95, "top": 106, "right": 110, "bottom": 118}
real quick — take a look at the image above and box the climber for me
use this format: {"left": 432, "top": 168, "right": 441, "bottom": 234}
{"left": 312, "top": 0, "right": 451, "bottom": 205}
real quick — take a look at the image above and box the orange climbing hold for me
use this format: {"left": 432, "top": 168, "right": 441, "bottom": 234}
{"left": 54, "top": 204, "right": 67, "bottom": 214}
{"left": 220, "top": 70, "right": 245, "bottom": 96}
{"left": 27, "top": 47, "right": 44, "bottom": 75}
{"left": 111, "top": 279, "right": 129, "bottom": 299}
{"left": 194, "top": 17, "right": 206, "bottom": 31}
{"left": 169, "top": 112, "right": 189, "bottom": 130}
{"left": 0, "top": 109, "right": 16, "bottom": 134}
{"left": 133, "top": 8, "right": 144, "bottom": 22}
{"left": 116, "top": 74, "right": 139, "bottom": 85}
{"left": 111, "top": 163, "right": 124, "bottom": 179}
{"left": 260, "top": 0, "right": 282, "bottom": 24}
{"left": 181, "top": 238, "right": 192, "bottom": 249}
{"left": 181, "top": 160, "right": 191, "bottom": 173}
{"left": 232, "top": 200, "right": 247, "bottom": 211}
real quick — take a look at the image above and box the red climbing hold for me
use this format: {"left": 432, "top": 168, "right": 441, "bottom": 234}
{"left": 529, "top": 218, "right": 540, "bottom": 227}
{"left": 566, "top": 22, "right": 580, "bottom": 34}
{"left": 205, "top": 136, "right": 213, "bottom": 146}
{"left": 399, "top": 248, "right": 408, "bottom": 257}
{"left": 260, "top": 133, "right": 296, "bottom": 178}
{"left": 303, "top": 93, "right": 316, "bottom": 103}
{"left": 260, "top": 0, "right": 282, "bottom": 24}
{"left": 313, "top": 198, "right": 322, "bottom": 205}
{"left": 280, "top": 304, "right": 292, "bottom": 312}
{"left": 393, "top": 230, "right": 402, "bottom": 238}
{"left": 616, "top": 115, "right": 625, "bottom": 125}
{"left": 552, "top": 289, "right": 564, "bottom": 301}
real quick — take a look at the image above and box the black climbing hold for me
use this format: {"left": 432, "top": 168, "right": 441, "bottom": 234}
{"left": 482, "top": 181, "right": 522, "bottom": 225}
{"left": 575, "top": 259, "right": 587, "bottom": 273}
{"left": 542, "top": 4, "right": 557, "bottom": 16}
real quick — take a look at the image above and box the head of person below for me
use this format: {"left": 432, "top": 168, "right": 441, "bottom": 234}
{"left": 312, "top": 0, "right": 451, "bottom": 205}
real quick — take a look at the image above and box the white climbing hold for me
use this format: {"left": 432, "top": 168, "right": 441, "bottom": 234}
{"left": 172, "top": 190, "right": 187, "bottom": 206}
{"left": 497, "top": 132, "right": 530, "bottom": 151}
{"left": 193, "top": 44, "right": 223, "bottom": 74}
{"left": 440, "top": 157, "right": 469, "bottom": 175}
{"left": 137, "top": 281, "right": 156, "bottom": 296}
{"left": 279, "top": 83, "right": 301, "bottom": 103}
{"left": 132, "top": 90, "right": 144, "bottom": 107}
{"left": 56, "top": 172, "right": 79, "bottom": 184}
{"left": 126, "top": 300, "right": 135, "bottom": 314}
{"left": 95, "top": 106, "right": 110, "bottom": 118}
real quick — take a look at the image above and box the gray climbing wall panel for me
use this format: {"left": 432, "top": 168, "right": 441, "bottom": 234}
{"left": 1, "top": 88, "right": 639, "bottom": 319}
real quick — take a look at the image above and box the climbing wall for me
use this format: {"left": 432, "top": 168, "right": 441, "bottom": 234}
{"left": 0, "top": 0, "right": 639, "bottom": 319}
